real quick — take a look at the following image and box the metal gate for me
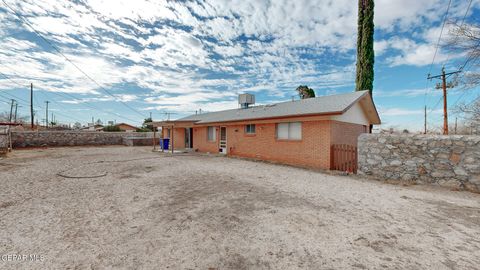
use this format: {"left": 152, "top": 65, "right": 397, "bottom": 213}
{"left": 331, "top": 144, "right": 357, "bottom": 173}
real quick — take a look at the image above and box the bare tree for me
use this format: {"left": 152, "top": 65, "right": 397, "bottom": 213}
{"left": 0, "top": 111, "right": 28, "bottom": 123}
{"left": 445, "top": 23, "right": 480, "bottom": 88}
{"left": 456, "top": 98, "right": 480, "bottom": 135}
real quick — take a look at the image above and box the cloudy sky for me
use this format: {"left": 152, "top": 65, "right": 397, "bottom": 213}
{"left": 0, "top": 0, "right": 479, "bottom": 130}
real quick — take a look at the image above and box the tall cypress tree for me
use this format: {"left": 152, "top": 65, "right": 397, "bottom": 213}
{"left": 355, "top": 0, "right": 375, "bottom": 94}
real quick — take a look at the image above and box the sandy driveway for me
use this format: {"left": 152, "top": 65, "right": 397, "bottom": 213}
{"left": 0, "top": 146, "right": 479, "bottom": 269}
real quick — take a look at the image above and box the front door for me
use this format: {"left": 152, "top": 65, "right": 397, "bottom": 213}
{"left": 219, "top": 126, "right": 227, "bottom": 154}
{"left": 185, "top": 128, "right": 193, "bottom": 148}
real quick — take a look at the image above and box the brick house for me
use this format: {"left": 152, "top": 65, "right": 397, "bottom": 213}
{"left": 153, "top": 90, "right": 380, "bottom": 169}
{"left": 115, "top": 123, "right": 137, "bottom": 132}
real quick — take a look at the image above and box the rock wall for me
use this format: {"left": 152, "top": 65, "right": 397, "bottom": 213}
{"left": 122, "top": 137, "right": 157, "bottom": 146}
{"left": 358, "top": 134, "right": 480, "bottom": 192}
{"left": 11, "top": 131, "right": 156, "bottom": 148}
{"left": 0, "top": 134, "right": 8, "bottom": 153}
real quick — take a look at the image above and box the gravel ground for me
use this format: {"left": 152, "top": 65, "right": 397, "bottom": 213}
{"left": 0, "top": 146, "right": 479, "bottom": 269}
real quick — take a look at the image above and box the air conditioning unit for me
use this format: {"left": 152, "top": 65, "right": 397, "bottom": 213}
{"left": 238, "top": 93, "right": 255, "bottom": 109}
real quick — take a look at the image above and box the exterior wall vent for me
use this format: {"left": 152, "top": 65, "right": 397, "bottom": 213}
{"left": 238, "top": 93, "right": 255, "bottom": 109}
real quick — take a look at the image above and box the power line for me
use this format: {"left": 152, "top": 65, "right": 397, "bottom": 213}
{"left": 0, "top": 93, "right": 81, "bottom": 123}
{"left": 0, "top": 67, "right": 140, "bottom": 123}
{"left": 1, "top": 0, "right": 147, "bottom": 119}
{"left": 428, "top": 96, "right": 443, "bottom": 115}
{"left": 427, "top": 0, "right": 452, "bottom": 76}
{"left": 451, "top": 57, "right": 480, "bottom": 108}
{"left": 458, "top": 51, "right": 478, "bottom": 71}
{"left": 0, "top": 74, "right": 86, "bottom": 123}
{"left": 424, "top": 0, "right": 453, "bottom": 107}
{"left": 444, "top": 0, "right": 473, "bottom": 65}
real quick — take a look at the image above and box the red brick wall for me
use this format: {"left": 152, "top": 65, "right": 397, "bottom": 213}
{"left": 161, "top": 127, "right": 186, "bottom": 150}
{"left": 192, "top": 126, "right": 219, "bottom": 153}
{"left": 224, "top": 120, "right": 332, "bottom": 169}
{"left": 161, "top": 128, "right": 170, "bottom": 138}
{"left": 172, "top": 128, "right": 185, "bottom": 149}
{"left": 330, "top": 121, "right": 367, "bottom": 146}
{"left": 117, "top": 124, "right": 136, "bottom": 131}
{"left": 174, "top": 120, "right": 367, "bottom": 169}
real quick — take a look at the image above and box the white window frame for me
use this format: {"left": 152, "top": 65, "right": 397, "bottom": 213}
{"left": 207, "top": 126, "right": 216, "bottom": 142}
{"left": 245, "top": 124, "right": 256, "bottom": 134}
{"left": 276, "top": 122, "right": 302, "bottom": 140}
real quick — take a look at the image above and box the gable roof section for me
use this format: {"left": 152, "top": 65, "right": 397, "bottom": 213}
{"left": 175, "top": 90, "right": 380, "bottom": 124}
{"left": 115, "top": 123, "right": 137, "bottom": 129}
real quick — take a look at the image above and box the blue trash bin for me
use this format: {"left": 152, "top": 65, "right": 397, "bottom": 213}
{"left": 162, "top": 138, "right": 170, "bottom": 150}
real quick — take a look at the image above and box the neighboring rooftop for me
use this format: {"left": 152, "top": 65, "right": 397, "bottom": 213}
{"left": 175, "top": 90, "right": 379, "bottom": 124}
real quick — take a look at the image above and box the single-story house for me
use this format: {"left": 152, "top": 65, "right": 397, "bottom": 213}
{"left": 152, "top": 90, "right": 380, "bottom": 169}
{"left": 115, "top": 123, "right": 137, "bottom": 132}
{"left": 81, "top": 124, "right": 104, "bottom": 132}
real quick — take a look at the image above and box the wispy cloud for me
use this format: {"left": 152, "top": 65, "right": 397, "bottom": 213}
{"left": 0, "top": 0, "right": 478, "bottom": 125}
{"left": 380, "top": 107, "right": 442, "bottom": 116}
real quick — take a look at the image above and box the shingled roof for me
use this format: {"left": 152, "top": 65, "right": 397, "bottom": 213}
{"left": 175, "top": 90, "right": 380, "bottom": 124}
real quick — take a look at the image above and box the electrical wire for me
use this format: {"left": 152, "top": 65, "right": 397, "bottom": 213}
{"left": 427, "top": 0, "right": 452, "bottom": 77}
{"left": 424, "top": 0, "right": 453, "bottom": 108}
{"left": 1, "top": 0, "right": 147, "bottom": 119}
{"left": 444, "top": 0, "right": 473, "bottom": 65}
{"left": 0, "top": 75, "right": 88, "bottom": 123}
{"left": 0, "top": 67, "right": 140, "bottom": 123}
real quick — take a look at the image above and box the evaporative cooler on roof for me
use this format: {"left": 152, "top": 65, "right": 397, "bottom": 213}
{"left": 238, "top": 93, "right": 255, "bottom": 109}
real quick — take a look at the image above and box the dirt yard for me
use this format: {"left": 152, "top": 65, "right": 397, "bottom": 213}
{"left": 0, "top": 146, "right": 479, "bottom": 269}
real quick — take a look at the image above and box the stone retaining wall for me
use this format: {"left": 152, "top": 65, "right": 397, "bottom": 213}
{"left": 0, "top": 134, "right": 8, "bottom": 153}
{"left": 11, "top": 131, "right": 155, "bottom": 148}
{"left": 122, "top": 137, "right": 158, "bottom": 146}
{"left": 358, "top": 134, "right": 480, "bottom": 192}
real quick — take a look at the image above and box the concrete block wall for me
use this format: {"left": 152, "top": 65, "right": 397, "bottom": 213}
{"left": 358, "top": 134, "right": 480, "bottom": 192}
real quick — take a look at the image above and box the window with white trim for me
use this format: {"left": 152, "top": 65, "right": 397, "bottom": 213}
{"left": 276, "top": 122, "right": 302, "bottom": 140}
{"left": 245, "top": 124, "right": 256, "bottom": 134}
{"left": 207, "top": 126, "right": 216, "bottom": 141}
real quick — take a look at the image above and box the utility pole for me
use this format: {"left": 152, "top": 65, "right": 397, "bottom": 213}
{"left": 454, "top": 117, "right": 458, "bottom": 135}
{"left": 424, "top": 105, "right": 427, "bottom": 134}
{"left": 30, "top": 83, "right": 34, "bottom": 129}
{"left": 14, "top": 103, "right": 18, "bottom": 123}
{"left": 427, "top": 67, "right": 461, "bottom": 135}
{"left": 45, "top": 101, "right": 50, "bottom": 129}
{"left": 9, "top": 99, "right": 15, "bottom": 122}
{"left": 149, "top": 112, "right": 152, "bottom": 119}
{"left": 441, "top": 68, "right": 448, "bottom": 135}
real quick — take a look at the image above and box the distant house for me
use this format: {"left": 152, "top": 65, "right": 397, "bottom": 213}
{"left": 152, "top": 91, "right": 380, "bottom": 169}
{"left": 115, "top": 123, "right": 137, "bottom": 132}
{"left": 82, "top": 124, "right": 104, "bottom": 132}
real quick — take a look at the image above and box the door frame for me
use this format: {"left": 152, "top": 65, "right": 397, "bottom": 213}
{"left": 219, "top": 126, "right": 227, "bottom": 154}
{"left": 185, "top": 127, "right": 193, "bottom": 148}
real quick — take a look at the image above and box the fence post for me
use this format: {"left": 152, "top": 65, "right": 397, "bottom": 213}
{"left": 330, "top": 145, "right": 334, "bottom": 170}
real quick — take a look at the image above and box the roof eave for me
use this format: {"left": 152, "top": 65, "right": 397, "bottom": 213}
{"left": 148, "top": 120, "right": 199, "bottom": 127}
{"left": 353, "top": 91, "right": 381, "bottom": 125}
{"left": 193, "top": 111, "right": 344, "bottom": 125}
